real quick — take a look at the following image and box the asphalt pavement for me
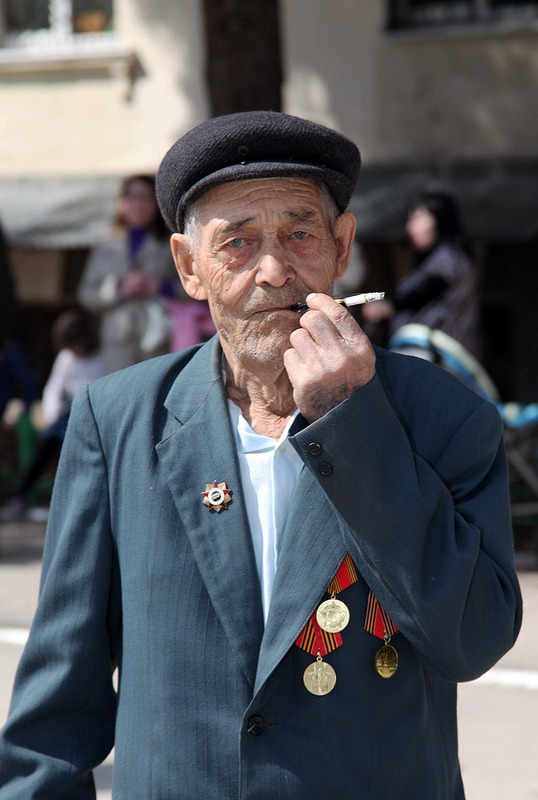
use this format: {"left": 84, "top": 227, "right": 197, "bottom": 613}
{"left": 1, "top": 518, "right": 537, "bottom": 800}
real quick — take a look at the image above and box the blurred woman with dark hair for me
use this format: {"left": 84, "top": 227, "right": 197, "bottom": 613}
{"left": 77, "top": 175, "right": 180, "bottom": 374}
{"left": 362, "top": 190, "right": 481, "bottom": 357}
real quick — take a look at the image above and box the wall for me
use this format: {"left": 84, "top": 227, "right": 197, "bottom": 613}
{"left": 280, "top": 0, "right": 383, "bottom": 153}
{"left": 281, "top": 0, "right": 538, "bottom": 166}
{"left": 0, "top": 0, "right": 207, "bottom": 178}
{"left": 375, "top": 30, "right": 538, "bottom": 165}
{"left": 1, "top": 1, "right": 537, "bottom": 176}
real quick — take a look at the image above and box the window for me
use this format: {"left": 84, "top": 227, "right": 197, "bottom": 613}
{"left": 388, "top": 0, "right": 538, "bottom": 29}
{"left": 0, "top": 0, "right": 138, "bottom": 100}
{"left": 2, "top": 1, "right": 114, "bottom": 45}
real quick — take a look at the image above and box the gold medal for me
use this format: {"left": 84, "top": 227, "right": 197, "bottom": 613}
{"left": 303, "top": 653, "right": 337, "bottom": 696}
{"left": 296, "top": 554, "right": 359, "bottom": 694}
{"left": 375, "top": 641, "right": 399, "bottom": 679}
{"left": 316, "top": 595, "right": 350, "bottom": 634}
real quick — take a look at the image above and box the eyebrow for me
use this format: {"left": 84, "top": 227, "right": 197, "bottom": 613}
{"left": 284, "top": 209, "right": 319, "bottom": 223}
{"left": 220, "top": 217, "right": 255, "bottom": 236}
{"left": 220, "top": 208, "right": 319, "bottom": 236}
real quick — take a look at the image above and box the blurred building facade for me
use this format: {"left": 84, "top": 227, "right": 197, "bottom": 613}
{"left": 0, "top": 0, "right": 537, "bottom": 396}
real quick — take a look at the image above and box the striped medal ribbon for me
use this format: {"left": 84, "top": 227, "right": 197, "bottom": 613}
{"left": 297, "top": 555, "right": 357, "bottom": 696}
{"left": 364, "top": 591, "right": 399, "bottom": 679}
{"left": 296, "top": 553, "right": 399, "bottom": 691}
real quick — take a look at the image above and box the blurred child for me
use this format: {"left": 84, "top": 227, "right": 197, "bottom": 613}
{"left": 1, "top": 309, "right": 103, "bottom": 519}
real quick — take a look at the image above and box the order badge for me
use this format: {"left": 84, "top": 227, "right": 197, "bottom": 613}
{"left": 202, "top": 480, "right": 232, "bottom": 512}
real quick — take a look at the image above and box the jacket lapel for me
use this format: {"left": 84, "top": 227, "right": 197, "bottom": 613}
{"left": 254, "top": 467, "right": 347, "bottom": 695}
{"left": 155, "top": 339, "right": 264, "bottom": 689}
{"left": 156, "top": 338, "right": 347, "bottom": 696}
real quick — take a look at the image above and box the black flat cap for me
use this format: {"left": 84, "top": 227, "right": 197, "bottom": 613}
{"left": 156, "top": 110, "right": 361, "bottom": 233}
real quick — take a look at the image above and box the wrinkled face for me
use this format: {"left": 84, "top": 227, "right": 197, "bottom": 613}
{"left": 171, "top": 178, "right": 355, "bottom": 366}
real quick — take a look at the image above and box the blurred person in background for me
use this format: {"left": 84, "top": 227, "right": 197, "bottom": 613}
{"left": 78, "top": 174, "right": 180, "bottom": 374}
{"left": 0, "top": 217, "right": 41, "bottom": 487}
{"left": 0, "top": 217, "right": 17, "bottom": 344}
{"left": 0, "top": 336, "right": 40, "bottom": 424}
{"left": 362, "top": 190, "right": 481, "bottom": 357}
{"left": 1, "top": 309, "right": 103, "bottom": 521}
{"left": 333, "top": 238, "right": 367, "bottom": 298}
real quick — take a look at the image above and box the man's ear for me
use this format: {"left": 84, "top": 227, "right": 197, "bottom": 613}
{"left": 170, "top": 234, "right": 208, "bottom": 301}
{"left": 333, "top": 212, "right": 357, "bottom": 281}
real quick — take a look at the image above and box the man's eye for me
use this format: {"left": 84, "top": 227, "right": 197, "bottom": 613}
{"left": 291, "top": 231, "right": 309, "bottom": 241}
{"left": 228, "top": 238, "right": 245, "bottom": 248}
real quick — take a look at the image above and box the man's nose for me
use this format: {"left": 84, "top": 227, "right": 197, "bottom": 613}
{"left": 255, "top": 245, "right": 295, "bottom": 287}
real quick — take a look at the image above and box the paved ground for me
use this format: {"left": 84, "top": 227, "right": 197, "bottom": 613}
{"left": 1, "top": 518, "right": 537, "bottom": 799}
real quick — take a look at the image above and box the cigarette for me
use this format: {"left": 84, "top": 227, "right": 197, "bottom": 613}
{"left": 289, "top": 292, "right": 385, "bottom": 313}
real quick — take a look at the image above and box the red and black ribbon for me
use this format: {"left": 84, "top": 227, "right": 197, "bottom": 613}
{"left": 364, "top": 590, "right": 398, "bottom": 640}
{"left": 295, "top": 553, "right": 397, "bottom": 656}
{"left": 295, "top": 614, "right": 343, "bottom": 657}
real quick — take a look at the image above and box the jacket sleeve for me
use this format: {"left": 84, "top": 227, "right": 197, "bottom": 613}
{"left": 0, "top": 386, "right": 119, "bottom": 799}
{"left": 291, "top": 369, "right": 522, "bottom": 683}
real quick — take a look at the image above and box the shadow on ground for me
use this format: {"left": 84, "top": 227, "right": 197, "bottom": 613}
{"left": 0, "top": 520, "right": 46, "bottom": 564}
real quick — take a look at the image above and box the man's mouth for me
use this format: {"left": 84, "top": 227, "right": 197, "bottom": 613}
{"left": 254, "top": 303, "right": 306, "bottom": 314}
{"left": 247, "top": 296, "right": 308, "bottom": 316}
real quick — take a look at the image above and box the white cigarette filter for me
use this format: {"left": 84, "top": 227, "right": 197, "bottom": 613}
{"left": 336, "top": 292, "right": 385, "bottom": 307}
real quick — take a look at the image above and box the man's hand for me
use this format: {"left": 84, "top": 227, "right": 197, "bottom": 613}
{"left": 283, "top": 293, "right": 376, "bottom": 423}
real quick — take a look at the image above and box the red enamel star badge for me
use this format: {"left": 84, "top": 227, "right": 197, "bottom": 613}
{"left": 202, "top": 480, "right": 232, "bottom": 512}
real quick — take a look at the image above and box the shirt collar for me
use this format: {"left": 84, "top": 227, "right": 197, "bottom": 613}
{"left": 227, "top": 399, "right": 299, "bottom": 454}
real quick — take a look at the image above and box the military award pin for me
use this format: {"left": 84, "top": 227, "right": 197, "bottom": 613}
{"left": 202, "top": 480, "right": 232, "bottom": 512}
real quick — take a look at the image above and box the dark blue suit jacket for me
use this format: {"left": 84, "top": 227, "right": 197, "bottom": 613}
{"left": 0, "top": 338, "right": 522, "bottom": 798}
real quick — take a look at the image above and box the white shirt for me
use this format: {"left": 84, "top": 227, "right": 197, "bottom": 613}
{"left": 228, "top": 401, "right": 303, "bottom": 623}
{"left": 42, "top": 348, "right": 104, "bottom": 425}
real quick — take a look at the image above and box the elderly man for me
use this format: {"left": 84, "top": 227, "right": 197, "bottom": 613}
{"left": 0, "top": 112, "right": 521, "bottom": 799}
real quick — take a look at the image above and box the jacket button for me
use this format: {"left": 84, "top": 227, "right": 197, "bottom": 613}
{"left": 308, "top": 442, "right": 322, "bottom": 457}
{"left": 320, "top": 463, "right": 333, "bottom": 476}
{"left": 247, "top": 715, "right": 265, "bottom": 736}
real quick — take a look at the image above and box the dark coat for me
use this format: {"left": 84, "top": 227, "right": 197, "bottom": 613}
{"left": 0, "top": 338, "right": 522, "bottom": 799}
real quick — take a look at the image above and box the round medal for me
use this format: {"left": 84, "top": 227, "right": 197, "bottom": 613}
{"left": 316, "top": 597, "right": 350, "bottom": 634}
{"left": 303, "top": 656, "right": 337, "bottom": 696}
{"left": 375, "top": 643, "right": 399, "bottom": 679}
